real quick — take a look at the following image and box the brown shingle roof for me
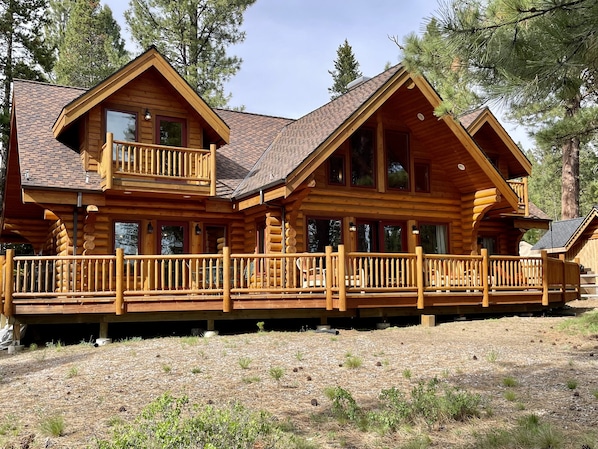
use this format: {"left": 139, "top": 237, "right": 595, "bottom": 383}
{"left": 232, "top": 65, "right": 403, "bottom": 199}
{"left": 12, "top": 80, "right": 102, "bottom": 191}
{"left": 214, "top": 110, "right": 293, "bottom": 196}
{"left": 459, "top": 108, "right": 486, "bottom": 128}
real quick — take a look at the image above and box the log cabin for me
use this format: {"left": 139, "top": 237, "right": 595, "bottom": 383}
{"left": 0, "top": 47, "right": 579, "bottom": 341}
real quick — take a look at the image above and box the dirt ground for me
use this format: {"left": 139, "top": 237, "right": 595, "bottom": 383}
{"left": 1, "top": 300, "right": 597, "bottom": 449}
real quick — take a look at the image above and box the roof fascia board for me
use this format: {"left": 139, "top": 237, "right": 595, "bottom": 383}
{"left": 468, "top": 109, "right": 532, "bottom": 176}
{"left": 563, "top": 208, "right": 598, "bottom": 251}
{"left": 412, "top": 76, "right": 520, "bottom": 210}
{"left": 52, "top": 49, "right": 229, "bottom": 143}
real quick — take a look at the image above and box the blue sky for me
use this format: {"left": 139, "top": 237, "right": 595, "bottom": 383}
{"left": 103, "top": 0, "right": 532, "bottom": 148}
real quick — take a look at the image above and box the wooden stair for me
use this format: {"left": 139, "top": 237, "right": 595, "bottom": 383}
{"left": 580, "top": 270, "right": 598, "bottom": 299}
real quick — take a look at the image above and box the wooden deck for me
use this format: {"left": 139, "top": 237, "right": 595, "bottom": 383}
{"left": 0, "top": 246, "right": 580, "bottom": 326}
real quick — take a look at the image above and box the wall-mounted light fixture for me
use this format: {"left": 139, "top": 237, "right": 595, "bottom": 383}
{"left": 195, "top": 223, "right": 202, "bottom": 235}
{"left": 147, "top": 222, "right": 154, "bottom": 234}
{"left": 412, "top": 225, "right": 420, "bottom": 235}
{"left": 349, "top": 222, "right": 357, "bottom": 232}
{"left": 144, "top": 108, "right": 152, "bottom": 121}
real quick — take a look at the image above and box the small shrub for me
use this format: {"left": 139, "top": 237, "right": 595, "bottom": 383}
{"left": 67, "top": 366, "right": 79, "bottom": 378}
{"left": 162, "top": 364, "right": 172, "bottom": 373}
{"left": 40, "top": 414, "right": 65, "bottom": 437}
{"left": 402, "top": 368, "right": 412, "bottom": 379}
{"left": 295, "top": 351, "right": 305, "bottom": 361}
{"left": 592, "top": 389, "right": 598, "bottom": 399}
{"left": 238, "top": 357, "right": 252, "bottom": 369}
{"left": 242, "top": 376, "right": 261, "bottom": 384}
{"left": 28, "top": 343, "right": 38, "bottom": 351}
{"left": 324, "top": 386, "right": 362, "bottom": 423}
{"left": 344, "top": 353, "right": 363, "bottom": 369}
{"left": 191, "top": 367, "right": 202, "bottom": 374}
{"left": 269, "top": 366, "right": 284, "bottom": 383}
{"left": 503, "top": 390, "right": 517, "bottom": 402}
{"left": 0, "top": 414, "right": 19, "bottom": 437}
{"left": 566, "top": 379, "right": 578, "bottom": 390}
{"left": 502, "top": 376, "right": 518, "bottom": 387}
{"left": 400, "top": 435, "right": 432, "bottom": 449}
{"left": 256, "top": 321, "right": 265, "bottom": 332}
{"left": 486, "top": 349, "right": 499, "bottom": 363}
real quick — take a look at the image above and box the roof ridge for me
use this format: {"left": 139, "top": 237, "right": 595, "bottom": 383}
{"left": 13, "top": 78, "right": 87, "bottom": 92}
{"left": 215, "top": 108, "right": 294, "bottom": 122}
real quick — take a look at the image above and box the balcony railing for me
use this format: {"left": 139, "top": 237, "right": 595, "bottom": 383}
{"left": 1, "top": 246, "right": 580, "bottom": 318}
{"left": 98, "top": 133, "right": 216, "bottom": 195}
{"left": 508, "top": 178, "right": 529, "bottom": 216}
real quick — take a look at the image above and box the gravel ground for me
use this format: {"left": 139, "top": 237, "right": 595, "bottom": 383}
{"left": 1, "top": 299, "right": 597, "bottom": 449}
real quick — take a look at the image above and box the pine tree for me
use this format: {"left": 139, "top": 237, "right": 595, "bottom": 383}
{"left": 328, "top": 39, "right": 362, "bottom": 100}
{"left": 0, "top": 0, "right": 54, "bottom": 147}
{"left": 403, "top": 0, "right": 598, "bottom": 219}
{"left": 53, "top": 0, "right": 129, "bottom": 88}
{"left": 125, "top": 0, "right": 256, "bottom": 108}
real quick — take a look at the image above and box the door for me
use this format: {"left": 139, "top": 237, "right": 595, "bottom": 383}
{"left": 155, "top": 116, "right": 187, "bottom": 177}
{"left": 158, "top": 222, "right": 188, "bottom": 289}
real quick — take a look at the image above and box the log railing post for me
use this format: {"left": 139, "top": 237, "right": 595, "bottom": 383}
{"left": 3, "top": 251, "right": 14, "bottom": 318}
{"left": 481, "top": 248, "right": 489, "bottom": 307}
{"left": 210, "top": 144, "right": 217, "bottom": 197}
{"left": 105, "top": 132, "right": 114, "bottom": 190}
{"left": 325, "top": 246, "right": 333, "bottom": 310}
{"left": 541, "top": 250, "right": 549, "bottom": 306}
{"left": 115, "top": 248, "right": 124, "bottom": 315}
{"left": 223, "top": 247, "right": 231, "bottom": 312}
{"left": 338, "top": 245, "right": 346, "bottom": 312}
{"left": 559, "top": 254, "right": 566, "bottom": 302}
{"left": 416, "top": 246, "right": 424, "bottom": 309}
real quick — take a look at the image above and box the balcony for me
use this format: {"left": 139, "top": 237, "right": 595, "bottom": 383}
{"left": 98, "top": 133, "right": 217, "bottom": 196}
{"left": 508, "top": 178, "right": 529, "bottom": 216}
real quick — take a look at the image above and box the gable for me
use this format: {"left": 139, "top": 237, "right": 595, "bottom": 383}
{"left": 52, "top": 47, "right": 229, "bottom": 145}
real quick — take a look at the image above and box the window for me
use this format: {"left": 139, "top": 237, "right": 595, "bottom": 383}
{"left": 479, "top": 236, "right": 497, "bottom": 255}
{"left": 386, "top": 131, "right": 409, "bottom": 190}
{"left": 106, "top": 110, "right": 137, "bottom": 142}
{"left": 328, "top": 154, "right": 345, "bottom": 185}
{"left": 350, "top": 128, "right": 375, "bottom": 187}
{"left": 419, "top": 224, "right": 448, "bottom": 254}
{"left": 357, "top": 221, "right": 405, "bottom": 253}
{"left": 114, "top": 221, "right": 140, "bottom": 256}
{"left": 159, "top": 222, "right": 188, "bottom": 255}
{"left": 307, "top": 218, "right": 342, "bottom": 252}
{"left": 414, "top": 162, "right": 430, "bottom": 193}
{"left": 157, "top": 116, "right": 187, "bottom": 147}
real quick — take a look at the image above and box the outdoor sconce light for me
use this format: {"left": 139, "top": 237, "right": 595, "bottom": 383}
{"left": 349, "top": 222, "right": 357, "bottom": 232}
{"left": 412, "top": 225, "right": 420, "bottom": 235}
{"left": 147, "top": 222, "right": 154, "bottom": 234}
{"left": 144, "top": 108, "right": 152, "bottom": 121}
{"left": 195, "top": 224, "right": 202, "bottom": 235}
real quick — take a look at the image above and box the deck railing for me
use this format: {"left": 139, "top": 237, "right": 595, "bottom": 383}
{"left": 507, "top": 178, "right": 529, "bottom": 216}
{"left": 1, "top": 246, "right": 580, "bottom": 317}
{"left": 98, "top": 133, "right": 217, "bottom": 195}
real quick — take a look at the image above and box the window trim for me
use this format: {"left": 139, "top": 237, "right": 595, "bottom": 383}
{"left": 104, "top": 107, "right": 139, "bottom": 143}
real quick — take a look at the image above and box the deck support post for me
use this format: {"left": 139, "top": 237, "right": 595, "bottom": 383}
{"left": 541, "top": 250, "right": 549, "bottom": 306}
{"left": 416, "top": 247, "right": 424, "bottom": 309}
{"left": 481, "top": 248, "right": 489, "bottom": 307}
{"left": 223, "top": 247, "right": 231, "bottom": 312}
{"left": 338, "top": 245, "right": 347, "bottom": 312}
{"left": 207, "top": 319, "right": 215, "bottom": 331}
{"left": 99, "top": 322, "right": 109, "bottom": 339}
{"left": 4, "top": 250, "right": 14, "bottom": 318}
{"left": 325, "top": 246, "right": 333, "bottom": 310}
{"left": 115, "top": 248, "right": 124, "bottom": 315}
{"left": 421, "top": 314, "right": 436, "bottom": 327}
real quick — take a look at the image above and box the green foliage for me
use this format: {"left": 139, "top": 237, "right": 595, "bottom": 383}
{"left": 269, "top": 366, "right": 284, "bottom": 383}
{"left": 125, "top": 0, "right": 256, "bottom": 108}
{"left": 53, "top": 0, "right": 130, "bottom": 87}
{"left": 402, "top": 368, "right": 412, "bottom": 379}
{"left": 256, "top": 321, "right": 265, "bottom": 332}
{"left": 400, "top": 435, "right": 432, "bottom": 449}
{"left": 324, "top": 379, "right": 482, "bottom": 434}
{"left": 328, "top": 39, "right": 362, "bottom": 99}
{"left": 472, "top": 414, "right": 564, "bottom": 449}
{"left": 92, "top": 393, "right": 311, "bottom": 449}
{"left": 0, "top": 414, "right": 19, "bottom": 437}
{"left": 558, "top": 310, "right": 598, "bottom": 335}
{"left": 66, "top": 366, "right": 79, "bottom": 378}
{"left": 503, "top": 390, "right": 517, "bottom": 402}
{"left": 566, "top": 379, "right": 578, "bottom": 390}
{"left": 40, "top": 414, "right": 65, "bottom": 437}
{"left": 344, "top": 352, "right": 363, "bottom": 369}
{"left": 238, "top": 357, "right": 252, "bottom": 369}
{"left": 502, "top": 376, "right": 518, "bottom": 387}
{"left": 241, "top": 376, "right": 261, "bottom": 384}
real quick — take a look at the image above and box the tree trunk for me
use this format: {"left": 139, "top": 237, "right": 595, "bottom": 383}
{"left": 561, "top": 95, "right": 582, "bottom": 220}
{"left": 561, "top": 136, "right": 580, "bottom": 219}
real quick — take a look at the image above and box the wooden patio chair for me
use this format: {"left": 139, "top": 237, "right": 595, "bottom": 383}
{"left": 297, "top": 258, "right": 325, "bottom": 288}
